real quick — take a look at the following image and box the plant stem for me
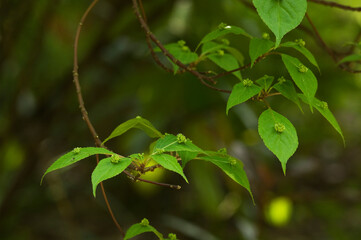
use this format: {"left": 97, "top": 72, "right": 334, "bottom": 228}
{"left": 72, "top": 0, "right": 125, "bottom": 236}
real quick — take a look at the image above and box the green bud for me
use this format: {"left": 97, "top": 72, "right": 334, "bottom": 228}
{"left": 217, "top": 50, "right": 225, "bottom": 56}
{"left": 295, "top": 39, "right": 306, "bottom": 47}
{"left": 274, "top": 123, "right": 286, "bottom": 133}
{"left": 242, "top": 78, "right": 253, "bottom": 87}
{"left": 319, "top": 101, "right": 328, "bottom": 110}
{"left": 110, "top": 155, "right": 122, "bottom": 164}
{"left": 221, "top": 38, "right": 230, "bottom": 45}
{"left": 177, "top": 133, "right": 187, "bottom": 143}
{"left": 72, "top": 147, "right": 81, "bottom": 154}
{"left": 218, "top": 22, "right": 228, "bottom": 30}
{"left": 277, "top": 77, "right": 286, "bottom": 83}
{"left": 298, "top": 64, "right": 308, "bottom": 73}
{"left": 181, "top": 46, "right": 190, "bottom": 52}
{"left": 140, "top": 218, "right": 149, "bottom": 226}
{"left": 136, "top": 116, "right": 142, "bottom": 119}
{"left": 168, "top": 233, "right": 177, "bottom": 240}
{"left": 262, "top": 32, "right": 270, "bottom": 40}
{"left": 177, "top": 40, "right": 186, "bottom": 46}
{"left": 229, "top": 158, "right": 237, "bottom": 166}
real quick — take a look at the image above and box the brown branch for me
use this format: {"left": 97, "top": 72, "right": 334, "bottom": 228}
{"left": 308, "top": 0, "right": 361, "bottom": 11}
{"left": 73, "top": 0, "right": 102, "bottom": 147}
{"left": 306, "top": 13, "right": 361, "bottom": 73}
{"left": 123, "top": 170, "right": 181, "bottom": 189}
{"left": 72, "top": 0, "right": 125, "bottom": 236}
{"left": 305, "top": 13, "right": 338, "bottom": 62}
{"left": 137, "top": 0, "right": 173, "bottom": 73}
{"left": 132, "top": 0, "right": 231, "bottom": 91}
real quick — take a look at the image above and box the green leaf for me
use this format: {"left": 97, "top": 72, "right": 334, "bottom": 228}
{"left": 102, "top": 116, "right": 163, "bottom": 145}
{"left": 298, "top": 95, "right": 345, "bottom": 144}
{"left": 280, "top": 41, "right": 320, "bottom": 72}
{"left": 249, "top": 38, "right": 274, "bottom": 67}
{"left": 124, "top": 220, "right": 163, "bottom": 240}
{"left": 253, "top": 0, "right": 307, "bottom": 46}
{"left": 226, "top": 81, "right": 263, "bottom": 114}
{"left": 178, "top": 151, "right": 198, "bottom": 168}
{"left": 255, "top": 75, "right": 274, "bottom": 91}
{"left": 224, "top": 46, "right": 245, "bottom": 66}
{"left": 152, "top": 134, "right": 203, "bottom": 154}
{"left": 273, "top": 79, "right": 303, "bottom": 111}
{"left": 198, "top": 24, "right": 252, "bottom": 48}
{"left": 208, "top": 53, "right": 242, "bottom": 79}
{"left": 198, "top": 152, "right": 253, "bottom": 201}
{"left": 42, "top": 147, "right": 115, "bottom": 184}
{"left": 155, "top": 43, "right": 198, "bottom": 73}
{"left": 338, "top": 54, "right": 361, "bottom": 65}
{"left": 281, "top": 54, "right": 318, "bottom": 111}
{"left": 151, "top": 154, "right": 188, "bottom": 183}
{"left": 201, "top": 41, "right": 227, "bottom": 55}
{"left": 258, "top": 109, "right": 299, "bottom": 174}
{"left": 202, "top": 42, "right": 244, "bottom": 66}
{"left": 91, "top": 157, "right": 133, "bottom": 197}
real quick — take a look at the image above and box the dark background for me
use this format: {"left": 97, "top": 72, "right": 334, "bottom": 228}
{"left": 1, "top": 0, "right": 361, "bottom": 239}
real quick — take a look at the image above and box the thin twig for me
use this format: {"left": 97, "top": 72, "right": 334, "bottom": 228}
{"left": 132, "top": 0, "right": 225, "bottom": 89}
{"left": 306, "top": 13, "right": 361, "bottom": 73}
{"left": 72, "top": 0, "right": 125, "bottom": 236}
{"left": 305, "top": 13, "right": 338, "bottom": 62}
{"left": 73, "top": 0, "right": 102, "bottom": 147}
{"left": 308, "top": 0, "right": 361, "bottom": 11}
{"left": 123, "top": 170, "right": 181, "bottom": 189}
{"left": 137, "top": 0, "right": 173, "bottom": 73}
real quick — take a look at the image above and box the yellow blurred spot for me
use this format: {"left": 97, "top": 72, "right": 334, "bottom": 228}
{"left": 1, "top": 140, "right": 25, "bottom": 172}
{"left": 266, "top": 196, "right": 293, "bottom": 227}
{"left": 134, "top": 161, "right": 165, "bottom": 196}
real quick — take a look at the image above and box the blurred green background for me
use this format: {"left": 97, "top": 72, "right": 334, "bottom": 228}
{"left": 1, "top": 0, "right": 361, "bottom": 239}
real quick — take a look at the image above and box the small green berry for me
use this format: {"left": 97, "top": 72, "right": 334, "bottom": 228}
{"left": 217, "top": 50, "right": 225, "bottom": 56}
{"left": 177, "top": 40, "right": 186, "bottom": 46}
{"left": 140, "top": 218, "right": 149, "bottom": 226}
{"left": 298, "top": 64, "right": 308, "bottom": 73}
{"left": 319, "top": 101, "right": 328, "bottom": 110}
{"left": 177, "top": 133, "right": 187, "bottom": 143}
{"left": 182, "top": 46, "right": 190, "bottom": 52}
{"left": 242, "top": 78, "right": 253, "bottom": 87}
{"left": 262, "top": 32, "right": 270, "bottom": 40}
{"left": 137, "top": 153, "right": 145, "bottom": 160}
{"left": 278, "top": 77, "right": 286, "bottom": 83}
{"left": 110, "top": 155, "right": 121, "bottom": 164}
{"left": 72, "top": 147, "right": 81, "bottom": 154}
{"left": 218, "top": 22, "right": 228, "bottom": 30}
{"left": 274, "top": 123, "right": 286, "bottom": 133}
{"left": 229, "top": 158, "right": 237, "bottom": 166}
{"left": 295, "top": 39, "right": 306, "bottom": 47}
{"left": 221, "top": 38, "right": 230, "bottom": 45}
{"left": 168, "top": 233, "right": 177, "bottom": 240}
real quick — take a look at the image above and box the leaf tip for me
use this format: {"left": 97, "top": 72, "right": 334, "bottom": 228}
{"left": 282, "top": 163, "right": 287, "bottom": 176}
{"left": 40, "top": 175, "right": 45, "bottom": 185}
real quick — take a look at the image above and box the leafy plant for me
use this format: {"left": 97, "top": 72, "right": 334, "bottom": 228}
{"left": 40, "top": 0, "right": 360, "bottom": 238}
